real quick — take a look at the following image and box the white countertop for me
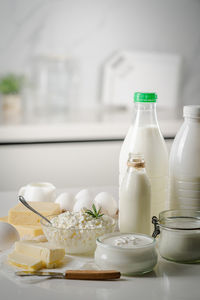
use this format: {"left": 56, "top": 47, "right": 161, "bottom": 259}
{"left": 0, "top": 109, "right": 182, "bottom": 143}
{"left": 0, "top": 189, "right": 200, "bottom": 300}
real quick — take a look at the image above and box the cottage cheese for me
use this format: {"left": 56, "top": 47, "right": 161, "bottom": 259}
{"left": 51, "top": 210, "right": 111, "bottom": 230}
{"left": 41, "top": 210, "right": 115, "bottom": 254}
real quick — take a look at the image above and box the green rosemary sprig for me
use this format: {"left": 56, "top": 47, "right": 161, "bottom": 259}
{"left": 85, "top": 204, "right": 104, "bottom": 219}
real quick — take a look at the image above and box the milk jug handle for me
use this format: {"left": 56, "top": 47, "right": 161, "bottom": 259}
{"left": 152, "top": 216, "right": 160, "bottom": 238}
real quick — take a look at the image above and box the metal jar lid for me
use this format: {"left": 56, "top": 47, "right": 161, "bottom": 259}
{"left": 152, "top": 209, "right": 200, "bottom": 238}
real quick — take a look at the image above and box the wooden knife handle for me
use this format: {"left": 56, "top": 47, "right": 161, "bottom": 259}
{"left": 64, "top": 270, "right": 121, "bottom": 280}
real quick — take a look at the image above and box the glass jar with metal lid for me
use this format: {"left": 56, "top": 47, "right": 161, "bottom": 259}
{"left": 152, "top": 210, "right": 200, "bottom": 263}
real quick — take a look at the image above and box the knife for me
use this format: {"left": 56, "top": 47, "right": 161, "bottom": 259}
{"left": 15, "top": 269, "right": 121, "bottom": 280}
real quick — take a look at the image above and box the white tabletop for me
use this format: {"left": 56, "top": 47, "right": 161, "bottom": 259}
{"left": 0, "top": 190, "right": 200, "bottom": 300}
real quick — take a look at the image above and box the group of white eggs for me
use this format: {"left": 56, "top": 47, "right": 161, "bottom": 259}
{"left": 55, "top": 189, "right": 118, "bottom": 217}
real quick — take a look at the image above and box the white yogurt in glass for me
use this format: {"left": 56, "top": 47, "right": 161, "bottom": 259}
{"left": 95, "top": 232, "right": 157, "bottom": 275}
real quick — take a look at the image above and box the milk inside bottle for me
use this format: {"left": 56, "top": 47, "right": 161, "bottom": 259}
{"left": 119, "top": 92, "right": 169, "bottom": 217}
{"left": 119, "top": 153, "right": 151, "bottom": 235}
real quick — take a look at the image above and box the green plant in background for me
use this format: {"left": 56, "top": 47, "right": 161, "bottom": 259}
{"left": 0, "top": 74, "right": 24, "bottom": 95}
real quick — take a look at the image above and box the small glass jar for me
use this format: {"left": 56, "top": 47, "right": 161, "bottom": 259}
{"left": 152, "top": 210, "right": 200, "bottom": 263}
{"left": 27, "top": 55, "right": 79, "bottom": 120}
{"left": 95, "top": 232, "right": 157, "bottom": 275}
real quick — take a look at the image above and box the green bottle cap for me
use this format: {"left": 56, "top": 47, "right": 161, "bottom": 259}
{"left": 134, "top": 92, "right": 157, "bottom": 102}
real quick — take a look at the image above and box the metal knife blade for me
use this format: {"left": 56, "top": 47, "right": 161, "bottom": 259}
{"left": 15, "top": 271, "right": 65, "bottom": 279}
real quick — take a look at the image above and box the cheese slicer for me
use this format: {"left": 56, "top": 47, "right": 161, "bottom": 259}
{"left": 15, "top": 269, "right": 121, "bottom": 280}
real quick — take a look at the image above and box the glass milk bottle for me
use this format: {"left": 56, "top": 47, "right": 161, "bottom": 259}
{"left": 119, "top": 154, "right": 151, "bottom": 235}
{"left": 119, "top": 92, "right": 169, "bottom": 218}
{"left": 169, "top": 105, "right": 200, "bottom": 209}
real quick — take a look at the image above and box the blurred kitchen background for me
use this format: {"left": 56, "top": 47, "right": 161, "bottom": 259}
{"left": 0, "top": 0, "right": 199, "bottom": 191}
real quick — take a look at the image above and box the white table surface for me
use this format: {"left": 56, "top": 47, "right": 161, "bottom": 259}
{"left": 0, "top": 190, "right": 200, "bottom": 300}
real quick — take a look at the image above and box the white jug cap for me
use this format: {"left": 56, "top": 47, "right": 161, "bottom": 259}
{"left": 183, "top": 105, "right": 200, "bottom": 119}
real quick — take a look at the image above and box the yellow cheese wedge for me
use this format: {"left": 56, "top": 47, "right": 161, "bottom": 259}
{"left": 14, "top": 225, "right": 44, "bottom": 238}
{"left": 14, "top": 240, "right": 65, "bottom": 268}
{"left": 8, "top": 251, "right": 43, "bottom": 271}
{"left": 0, "top": 216, "right": 8, "bottom": 222}
{"left": 8, "top": 202, "right": 61, "bottom": 225}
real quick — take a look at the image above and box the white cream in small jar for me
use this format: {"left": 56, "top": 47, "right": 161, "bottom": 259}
{"left": 95, "top": 232, "right": 157, "bottom": 275}
{"left": 153, "top": 210, "right": 200, "bottom": 263}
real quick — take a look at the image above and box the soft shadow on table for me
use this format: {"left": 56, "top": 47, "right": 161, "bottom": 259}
{"left": 155, "top": 257, "right": 200, "bottom": 278}
{"left": 124, "top": 270, "right": 157, "bottom": 279}
{"left": 124, "top": 257, "right": 200, "bottom": 279}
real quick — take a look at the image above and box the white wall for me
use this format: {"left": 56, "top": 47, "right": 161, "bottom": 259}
{"left": 0, "top": 0, "right": 199, "bottom": 110}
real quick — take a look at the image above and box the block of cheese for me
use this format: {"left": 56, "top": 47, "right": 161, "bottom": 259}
{"left": 0, "top": 216, "right": 44, "bottom": 238}
{"left": 8, "top": 202, "right": 61, "bottom": 225}
{"left": 14, "top": 240, "right": 65, "bottom": 268}
{"left": 14, "top": 225, "right": 44, "bottom": 238}
{"left": 8, "top": 251, "right": 43, "bottom": 271}
{"left": 0, "top": 216, "right": 8, "bottom": 222}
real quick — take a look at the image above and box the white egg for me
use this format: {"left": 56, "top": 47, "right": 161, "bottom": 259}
{"left": 55, "top": 193, "right": 75, "bottom": 211}
{"left": 94, "top": 192, "right": 118, "bottom": 216}
{"left": 73, "top": 190, "right": 93, "bottom": 212}
{"left": 75, "top": 189, "right": 91, "bottom": 201}
{"left": 0, "top": 222, "right": 20, "bottom": 251}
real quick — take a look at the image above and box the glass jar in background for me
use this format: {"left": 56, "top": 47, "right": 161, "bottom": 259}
{"left": 25, "top": 55, "right": 80, "bottom": 121}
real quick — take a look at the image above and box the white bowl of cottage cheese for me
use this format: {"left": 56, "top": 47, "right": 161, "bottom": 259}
{"left": 41, "top": 208, "right": 116, "bottom": 254}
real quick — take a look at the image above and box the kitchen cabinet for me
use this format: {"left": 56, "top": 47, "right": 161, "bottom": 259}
{"left": 0, "top": 141, "right": 122, "bottom": 191}
{"left": 0, "top": 110, "right": 179, "bottom": 190}
{"left": 0, "top": 139, "right": 173, "bottom": 191}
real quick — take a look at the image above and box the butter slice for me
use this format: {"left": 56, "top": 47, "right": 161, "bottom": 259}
{"left": 8, "top": 202, "right": 61, "bottom": 225}
{"left": 0, "top": 216, "right": 8, "bottom": 222}
{"left": 14, "top": 225, "right": 44, "bottom": 238}
{"left": 14, "top": 240, "right": 65, "bottom": 268}
{"left": 8, "top": 251, "right": 43, "bottom": 271}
